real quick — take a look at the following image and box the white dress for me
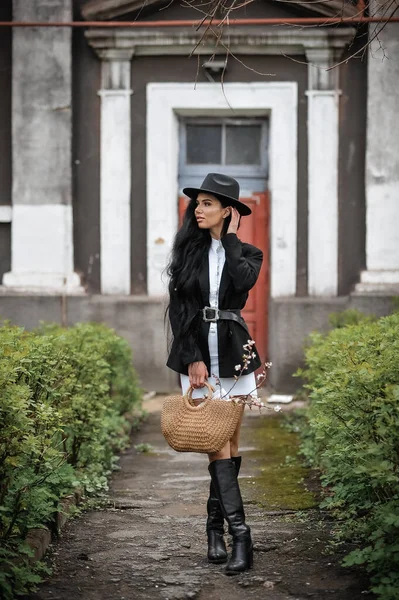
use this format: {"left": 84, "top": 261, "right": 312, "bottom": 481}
{"left": 180, "top": 237, "right": 257, "bottom": 400}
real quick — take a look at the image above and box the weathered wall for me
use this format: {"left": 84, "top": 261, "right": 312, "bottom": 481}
{"left": 72, "top": 17, "right": 101, "bottom": 292}
{"left": 365, "top": 19, "right": 399, "bottom": 273}
{"left": 0, "top": 225, "right": 11, "bottom": 284}
{"left": 0, "top": 294, "right": 177, "bottom": 392}
{"left": 269, "top": 294, "right": 397, "bottom": 392}
{"left": 0, "top": 0, "right": 12, "bottom": 281}
{"left": 338, "top": 29, "right": 367, "bottom": 295}
{"left": 1, "top": 0, "right": 373, "bottom": 392}
{"left": 12, "top": 0, "right": 72, "bottom": 208}
{"left": 73, "top": 29, "right": 367, "bottom": 299}
{"left": 0, "top": 292, "right": 395, "bottom": 393}
{"left": 4, "top": 0, "right": 81, "bottom": 291}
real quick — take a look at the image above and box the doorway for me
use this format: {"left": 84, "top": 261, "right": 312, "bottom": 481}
{"left": 178, "top": 117, "right": 270, "bottom": 360}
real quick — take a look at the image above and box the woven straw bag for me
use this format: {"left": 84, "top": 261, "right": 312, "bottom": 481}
{"left": 161, "top": 382, "right": 244, "bottom": 454}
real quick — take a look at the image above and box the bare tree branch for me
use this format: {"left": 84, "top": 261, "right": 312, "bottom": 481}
{"left": 178, "top": 0, "right": 399, "bottom": 77}
{"left": 326, "top": 0, "right": 399, "bottom": 69}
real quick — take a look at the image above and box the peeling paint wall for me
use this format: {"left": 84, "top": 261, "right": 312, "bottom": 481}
{"left": 365, "top": 20, "right": 399, "bottom": 274}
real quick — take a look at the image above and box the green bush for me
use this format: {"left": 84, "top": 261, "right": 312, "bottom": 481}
{"left": 296, "top": 312, "right": 399, "bottom": 599}
{"left": 0, "top": 322, "right": 142, "bottom": 598}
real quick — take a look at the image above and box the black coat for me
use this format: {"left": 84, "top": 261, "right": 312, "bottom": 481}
{"left": 166, "top": 233, "right": 263, "bottom": 377}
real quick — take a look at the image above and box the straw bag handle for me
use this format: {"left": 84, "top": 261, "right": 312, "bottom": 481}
{"left": 186, "top": 382, "right": 215, "bottom": 405}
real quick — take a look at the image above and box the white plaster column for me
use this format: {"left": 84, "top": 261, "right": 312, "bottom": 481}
{"left": 98, "top": 50, "right": 133, "bottom": 294}
{"left": 305, "top": 47, "right": 340, "bottom": 296}
{"left": 356, "top": 13, "right": 399, "bottom": 292}
{"left": 3, "top": 0, "right": 82, "bottom": 293}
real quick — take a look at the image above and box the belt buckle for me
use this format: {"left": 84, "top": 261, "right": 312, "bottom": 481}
{"left": 202, "top": 307, "right": 219, "bottom": 322}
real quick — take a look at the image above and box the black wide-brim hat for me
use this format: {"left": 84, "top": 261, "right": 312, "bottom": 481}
{"left": 183, "top": 173, "right": 252, "bottom": 216}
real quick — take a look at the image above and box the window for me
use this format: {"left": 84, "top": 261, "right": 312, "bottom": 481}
{"left": 180, "top": 118, "right": 268, "bottom": 182}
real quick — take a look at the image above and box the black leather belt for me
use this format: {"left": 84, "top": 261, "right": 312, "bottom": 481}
{"left": 199, "top": 306, "right": 249, "bottom": 332}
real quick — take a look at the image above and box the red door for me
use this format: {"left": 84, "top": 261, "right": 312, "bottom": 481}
{"left": 178, "top": 192, "right": 269, "bottom": 361}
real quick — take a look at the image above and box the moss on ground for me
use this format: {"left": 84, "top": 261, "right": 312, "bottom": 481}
{"left": 241, "top": 414, "right": 317, "bottom": 511}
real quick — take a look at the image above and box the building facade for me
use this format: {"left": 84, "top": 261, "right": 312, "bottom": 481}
{"left": 0, "top": 0, "right": 398, "bottom": 392}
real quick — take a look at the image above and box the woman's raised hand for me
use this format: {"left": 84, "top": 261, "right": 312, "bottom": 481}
{"left": 188, "top": 361, "right": 209, "bottom": 389}
{"left": 227, "top": 207, "right": 240, "bottom": 235}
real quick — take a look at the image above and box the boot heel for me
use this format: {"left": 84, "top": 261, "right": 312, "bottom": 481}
{"left": 225, "top": 539, "right": 253, "bottom": 574}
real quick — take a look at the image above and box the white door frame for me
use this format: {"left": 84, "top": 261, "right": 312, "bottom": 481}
{"left": 146, "top": 82, "right": 298, "bottom": 298}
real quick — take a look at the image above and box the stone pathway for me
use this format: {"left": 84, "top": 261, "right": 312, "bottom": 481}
{"left": 31, "top": 397, "right": 372, "bottom": 600}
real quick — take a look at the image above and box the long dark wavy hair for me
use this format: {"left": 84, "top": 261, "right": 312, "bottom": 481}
{"left": 165, "top": 196, "right": 233, "bottom": 354}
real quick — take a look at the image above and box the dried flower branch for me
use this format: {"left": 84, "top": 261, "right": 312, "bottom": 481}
{"left": 210, "top": 340, "right": 278, "bottom": 413}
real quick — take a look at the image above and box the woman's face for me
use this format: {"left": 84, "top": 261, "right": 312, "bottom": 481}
{"left": 194, "top": 192, "right": 230, "bottom": 236}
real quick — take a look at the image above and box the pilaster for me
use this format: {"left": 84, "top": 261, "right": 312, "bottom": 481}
{"left": 355, "top": 4, "right": 399, "bottom": 293}
{"left": 98, "top": 49, "right": 134, "bottom": 294}
{"left": 305, "top": 45, "right": 341, "bottom": 296}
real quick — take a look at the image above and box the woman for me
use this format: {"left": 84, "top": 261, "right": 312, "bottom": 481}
{"left": 166, "top": 172, "right": 263, "bottom": 575}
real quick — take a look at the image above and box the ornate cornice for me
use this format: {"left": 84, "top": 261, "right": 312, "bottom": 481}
{"left": 85, "top": 25, "right": 356, "bottom": 57}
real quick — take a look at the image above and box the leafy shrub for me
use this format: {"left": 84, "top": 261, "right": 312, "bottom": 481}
{"left": 0, "top": 322, "right": 142, "bottom": 598}
{"left": 296, "top": 312, "right": 399, "bottom": 599}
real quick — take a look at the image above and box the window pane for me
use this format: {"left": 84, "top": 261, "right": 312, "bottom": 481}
{"left": 186, "top": 125, "right": 222, "bottom": 164}
{"left": 225, "top": 125, "right": 262, "bottom": 165}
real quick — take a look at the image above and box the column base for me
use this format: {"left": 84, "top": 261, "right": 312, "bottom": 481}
{"left": 354, "top": 270, "right": 399, "bottom": 293}
{"left": 2, "top": 271, "right": 85, "bottom": 295}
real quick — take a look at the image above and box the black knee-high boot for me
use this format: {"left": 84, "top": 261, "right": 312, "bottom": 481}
{"left": 208, "top": 458, "right": 253, "bottom": 575}
{"left": 206, "top": 456, "right": 242, "bottom": 563}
